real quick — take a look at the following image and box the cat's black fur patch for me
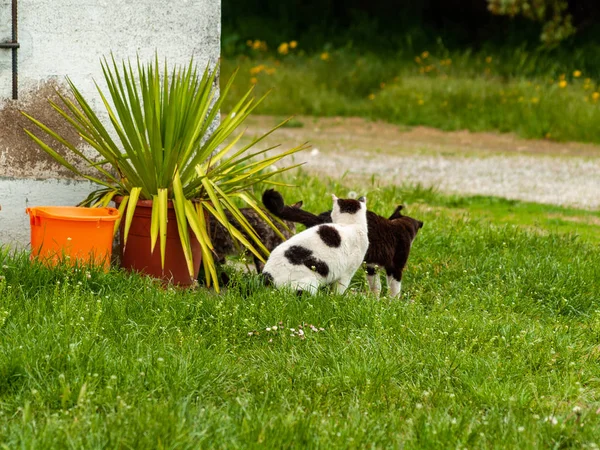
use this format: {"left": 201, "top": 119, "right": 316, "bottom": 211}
{"left": 337, "top": 198, "right": 361, "bottom": 214}
{"left": 283, "top": 245, "right": 329, "bottom": 277}
{"left": 262, "top": 271, "right": 274, "bottom": 286}
{"left": 284, "top": 245, "right": 313, "bottom": 265}
{"left": 365, "top": 266, "right": 376, "bottom": 276}
{"left": 317, "top": 225, "right": 342, "bottom": 247}
{"left": 305, "top": 256, "right": 330, "bottom": 277}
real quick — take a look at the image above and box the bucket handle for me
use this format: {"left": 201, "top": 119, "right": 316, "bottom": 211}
{"left": 26, "top": 208, "right": 41, "bottom": 227}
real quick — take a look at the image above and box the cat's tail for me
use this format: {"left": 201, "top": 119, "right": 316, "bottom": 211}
{"left": 262, "top": 189, "right": 328, "bottom": 228}
{"left": 388, "top": 205, "right": 404, "bottom": 220}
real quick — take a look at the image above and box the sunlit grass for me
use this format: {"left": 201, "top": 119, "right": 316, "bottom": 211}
{"left": 1, "top": 174, "right": 600, "bottom": 448}
{"left": 221, "top": 51, "right": 600, "bottom": 143}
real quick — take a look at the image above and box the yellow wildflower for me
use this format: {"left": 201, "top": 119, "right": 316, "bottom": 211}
{"left": 320, "top": 52, "right": 329, "bottom": 61}
{"left": 249, "top": 65, "right": 265, "bottom": 75}
{"left": 573, "top": 70, "right": 582, "bottom": 78}
{"left": 531, "top": 97, "right": 539, "bottom": 104}
{"left": 278, "top": 42, "right": 289, "bottom": 55}
{"left": 290, "top": 40, "right": 298, "bottom": 49}
{"left": 421, "top": 51, "right": 429, "bottom": 59}
{"left": 558, "top": 80, "right": 567, "bottom": 88}
{"left": 368, "top": 93, "right": 375, "bottom": 100}
{"left": 592, "top": 92, "right": 600, "bottom": 101}
{"left": 485, "top": 56, "right": 492, "bottom": 64}
{"left": 414, "top": 56, "right": 422, "bottom": 64}
{"left": 250, "top": 77, "right": 258, "bottom": 85}
{"left": 246, "top": 40, "right": 253, "bottom": 47}
{"left": 252, "top": 40, "right": 262, "bottom": 50}
{"left": 418, "top": 99, "right": 425, "bottom": 105}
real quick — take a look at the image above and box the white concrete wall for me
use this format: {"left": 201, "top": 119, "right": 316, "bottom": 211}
{"left": 0, "top": 0, "right": 220, "bottom": 248}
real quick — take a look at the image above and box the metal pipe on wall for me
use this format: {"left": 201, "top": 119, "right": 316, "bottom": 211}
{"left": 0, "top": 0, "right": 19, "bottom": 99}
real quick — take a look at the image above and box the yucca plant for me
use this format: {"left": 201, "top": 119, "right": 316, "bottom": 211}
{"left": 21, "top": 55, "right": 306, "bottom": 290}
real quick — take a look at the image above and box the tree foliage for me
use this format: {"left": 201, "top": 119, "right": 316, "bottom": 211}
{"left": 487, "top": 0, "right": 575, "bottom": 45}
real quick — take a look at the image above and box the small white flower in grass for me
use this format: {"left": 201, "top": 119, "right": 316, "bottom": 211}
{"left": 266, "top": 327, "right": 271, "bottom": 332}
{"left": 157, "top": 357, "right": 164, "bottom": 362}
{"left": 415, "top": 403, "right": 423, "bottom": 409}
{"left": 573, "top": 405, "right": 582, "bottom": 414}
{"left": 298, "top": 329, "right": 304, "bottom": 337}
{"left": 518, "top": 426, "right": 525, "bottom": 432}
{"left": 290, "top": 328, "right": 295, "bottom": 332}
{"left": 545, "top": 416, "right": 558, "bottom": 426}
{"left": 110, "top": 375, "right": 117, "bottom": 381}
{"left": 451, "top": 417, "right": 457, "bottom": 425}
{"left": 272, "top": 325, "right": 278, "bottom": 331}
{"left": 247, "top": 332, "right": 253, "bottom": 336}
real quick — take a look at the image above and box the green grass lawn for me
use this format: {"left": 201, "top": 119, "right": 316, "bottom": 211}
{"left": 221, "top": 50, "right": 600, "bottom": 144}
{"left": 1, "top": 174, "right": 599, "bottom": 448}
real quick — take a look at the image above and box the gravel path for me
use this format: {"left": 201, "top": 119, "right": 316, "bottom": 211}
{"left": 244, "top": 116, "right": 600, "bottom": 210}
{"left": 306, "top": 151, "right": 600, "bottom": 209}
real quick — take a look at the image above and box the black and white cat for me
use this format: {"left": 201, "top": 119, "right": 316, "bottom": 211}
{"left": 262, "top": 195, "right": 369, "bottom": 295}
{"left": 262, "top": 189, "right": 423, "bottom": 298}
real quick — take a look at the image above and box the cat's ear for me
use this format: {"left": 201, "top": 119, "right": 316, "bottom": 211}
{"left": 331, "top": 194, "right": 338, "bottom": 202}
{"left": 291, "top": 201, "right": 303, "bottom": 209}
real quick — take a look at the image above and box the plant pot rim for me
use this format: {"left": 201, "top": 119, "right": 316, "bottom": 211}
{"left": 113, "top": 195, "right": 204, "bottom": 208}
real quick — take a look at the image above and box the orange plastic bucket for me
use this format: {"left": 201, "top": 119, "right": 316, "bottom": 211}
{"left": 26, "top": 206, "right": 120, "bottom": 271}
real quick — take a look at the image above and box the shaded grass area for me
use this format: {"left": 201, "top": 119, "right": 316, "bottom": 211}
{"left": 221, "top": 52, "right": 600, "bottom": 143}
{"left": 1, "top": 176, "right": 600, "bottom": 448}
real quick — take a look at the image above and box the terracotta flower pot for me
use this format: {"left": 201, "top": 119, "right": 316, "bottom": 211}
{"left": 113, "top": 196, "right": 202, "bottom": 286}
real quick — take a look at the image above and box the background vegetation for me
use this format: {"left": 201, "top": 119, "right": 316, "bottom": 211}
{"left": 221, "top": 0, "right": 600, "bottom": 143}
